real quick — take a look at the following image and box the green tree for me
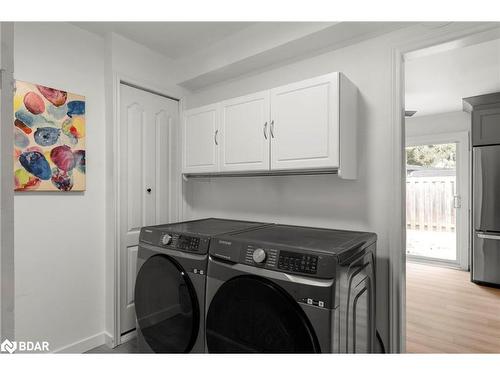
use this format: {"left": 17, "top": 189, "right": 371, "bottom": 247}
{"left": 406, "top": 144, "right": 456, "bottom": 168}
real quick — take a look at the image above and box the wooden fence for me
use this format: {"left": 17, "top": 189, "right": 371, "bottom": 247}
{"left": 406, "top": 175, "right": 456, "bottom": 232}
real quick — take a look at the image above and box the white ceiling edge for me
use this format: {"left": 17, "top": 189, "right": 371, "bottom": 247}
{"left": 405, "top": 34, "right": 500, "bottom": 117}
{"left": 177, "top": 22, "right": 411, "bottom": 91}
{"left": 174, "top": 22, "right": 337, "bottom": 83}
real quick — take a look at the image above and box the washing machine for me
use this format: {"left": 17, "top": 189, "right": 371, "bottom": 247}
{"left": 205, "top": 224, "right": 377, "bottom": 353}
{"left": 135, "top": 218, "right": 271, "bottom": 353}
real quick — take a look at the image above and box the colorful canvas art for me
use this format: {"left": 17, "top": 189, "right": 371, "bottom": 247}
{"left": 13, "top": 81, "right": 86, "bottom": 192}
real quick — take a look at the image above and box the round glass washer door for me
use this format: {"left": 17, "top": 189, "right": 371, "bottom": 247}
{"left": 134, "top": 254, "right": 199, "bottom": 353}
{"left": 206, "top": 275, "right": 320, "bottom": 353}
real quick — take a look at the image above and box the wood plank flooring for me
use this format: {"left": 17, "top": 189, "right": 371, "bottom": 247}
{"left": 406, "top": 262, "right": 500, "bottom": 353}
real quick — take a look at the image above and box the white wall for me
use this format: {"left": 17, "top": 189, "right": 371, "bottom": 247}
{"left": 14, "top": 22, "right": 106, "bottom": 352}
{"left": 184, "top": 30, "right": 406, "bottom": 349}
{"left": 405, "top": 111, "right": 471, "bottom": 138}
{"left": 14, "top": 24, "right": 189, "bottom": 351}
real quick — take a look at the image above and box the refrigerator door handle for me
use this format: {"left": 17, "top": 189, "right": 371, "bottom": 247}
{"left": 477, "top": 232, "right": 500, "bottom": 241}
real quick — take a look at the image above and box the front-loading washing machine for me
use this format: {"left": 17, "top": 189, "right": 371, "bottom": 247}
{"left": 135, "top": 218, "right": 271, "bottom": 353}
{"left": 205, "top": 224, "right": 377, "bottom": 353}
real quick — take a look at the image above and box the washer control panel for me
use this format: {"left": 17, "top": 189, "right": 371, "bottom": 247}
{"left": 210, "top": 237, "right": 337, "bottom": 278}
{"left": 278, "top": 251, "right": 318, "bottom": 274}
{"left": 242, "top": 246, "right": 319, "bottom": 275}
{"left": 243, "top": 245, "right": 277, "bottom": 268}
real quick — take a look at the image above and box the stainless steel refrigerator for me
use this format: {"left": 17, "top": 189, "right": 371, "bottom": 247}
{"left": 473, "top": 146, "right": 500, "bottom": 286}
{"left": 467, "top": 92, "right": 500, "bottom": 287}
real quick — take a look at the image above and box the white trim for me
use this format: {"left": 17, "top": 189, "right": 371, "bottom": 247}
{"left": 104, "top": 331, "right": 114, "bottom": 348}
{"left": 389, "top": 23, "right": 500, "bottom": 353}
{"left": 0, "top": 22, "right": 14, "bottom": 342}
{"left": 107, "top": 70, "right": 183, "bottom": 348}
{"left": 406, "top": 256, "right": 463, "bottom": 270}
{"left": 406, "top": 131, "right": 470, "bottom": 270}
{"left": 52, "top": 332, "right": 106, "bottom": 354}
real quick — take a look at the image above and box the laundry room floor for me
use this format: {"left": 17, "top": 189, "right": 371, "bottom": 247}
{"left": 86, "top": 338, "right": 139, "bottom": 354}
{"left": 406, "top": 262, "right": 500, "bottom": 353}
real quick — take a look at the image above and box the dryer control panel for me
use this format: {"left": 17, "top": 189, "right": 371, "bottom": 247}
{"left": 140, "top": 228, "right": 210, "bottom": 254}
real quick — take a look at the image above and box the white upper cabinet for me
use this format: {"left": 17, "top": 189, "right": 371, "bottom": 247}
{"left": 182, "top": 104, "right": 220, "bottom": 173}
{"left": 181, "top": 72, "right": 358, "bottom": 179}
{"left": 270, "top": 73, "right": 340, "bottom": 171}
{"left": 220, "top": 91, "right": 271, "bottom": 172}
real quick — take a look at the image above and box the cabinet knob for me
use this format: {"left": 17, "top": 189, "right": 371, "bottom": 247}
{"left": 146, "top": 188, "right": 152, "bottom": 193}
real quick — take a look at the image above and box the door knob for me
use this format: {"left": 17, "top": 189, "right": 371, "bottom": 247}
{"left": 146, "top": 188, "right": 152, "bottom": 193}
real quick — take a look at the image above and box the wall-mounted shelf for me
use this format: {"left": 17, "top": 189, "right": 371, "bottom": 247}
{"left": 183, "top": 169, "right": 339, "bottom": 180}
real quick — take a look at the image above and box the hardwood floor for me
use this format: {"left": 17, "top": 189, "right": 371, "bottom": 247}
{"left": 406, "top": 262, "right": 500, "bottom": 353}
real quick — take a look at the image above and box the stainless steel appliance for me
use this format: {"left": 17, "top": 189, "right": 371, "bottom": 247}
{"left": 473, "top": 146, "right": 500, "bottom": 286}
{"left": 135, "top": 218, "right": 270, "bottom": 353}
{"left": 465, "top": 92, "right": 500, "bottom": 287}
{"left": 205, "top": 224, "right": 377, "bottom": 353}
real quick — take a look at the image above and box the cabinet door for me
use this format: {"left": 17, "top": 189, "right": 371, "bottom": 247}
{"left": 220, "top": 91, "right": 270, "bottom": 172}
{"left": 472, "top": 107, "right": 500, "bottom": 146}
{"left": 182, "top": 104, "right": 219, "bottom": 173}
{"left": 270, "top": 73, "right": 340, "bottom": 171}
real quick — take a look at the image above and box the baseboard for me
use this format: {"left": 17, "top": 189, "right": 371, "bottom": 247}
{"left": 52, "top": 332, "right": 106, "bottom": 353}
{"left": 104, "top": 332, "right": 114, "bottom": 348}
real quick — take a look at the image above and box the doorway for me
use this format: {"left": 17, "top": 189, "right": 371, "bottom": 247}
{"left": 402, "top": 33, "right": 500, "bottom": 353}
{"left": 118, "top": 83, "right": 179, "bottom": 337}
{"left": 405, "top": 133, "right": 469, "bottom": 270}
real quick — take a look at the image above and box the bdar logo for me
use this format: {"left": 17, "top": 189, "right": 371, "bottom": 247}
{"left": 1, "top": 339, "right": 17, "bottom": 354}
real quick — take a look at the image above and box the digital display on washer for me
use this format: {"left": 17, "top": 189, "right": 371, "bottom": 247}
{"left": 278, "top": 250, "right": 318, "bottom": 274}
{"left": 177, "top": 235, "right": 200, "bottom": 251}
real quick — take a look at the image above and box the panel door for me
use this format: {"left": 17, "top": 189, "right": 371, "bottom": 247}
{"left": 220, "top": 91, "right": 271, "bottom": 171}
{"left": 270, "top": 73, "right": 340, "bottom": 171}
{"left": 119, "top": 84, "right": 178, "bottom": 335}
{"left": 182, "top": 104, "right": 219, "bottom": 173}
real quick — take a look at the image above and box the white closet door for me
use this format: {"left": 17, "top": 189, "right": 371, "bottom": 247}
{"left": 182, "top": 104, "right": 219, "bottom": 173}
{"left": 119, "top": 84, "right": 178, "bottom": 335}
{"left": 270, "top": 73, "right": 340, "bottom": 171}
{"left": 220, "top": 91, "right": 271, "bottom": 171}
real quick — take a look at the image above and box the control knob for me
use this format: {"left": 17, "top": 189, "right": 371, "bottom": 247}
{"left": 252, "top": 248, "right": 267, "bottom": 264}
{"left": 161, "top": 234, "right": 172, "bottom": 245}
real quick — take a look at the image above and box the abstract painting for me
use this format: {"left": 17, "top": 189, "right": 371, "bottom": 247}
{"left": 13, "top": 80, "right": 86, "bottom": 192}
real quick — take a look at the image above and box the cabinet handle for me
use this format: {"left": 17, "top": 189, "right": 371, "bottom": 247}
{"left": 263, "top": 122, "right": 268, "bottom": 140}
{"left": 270, "top": 120, "right": 275, "bottom": 138}
{"left": 214, "top": 130, "right": 219, "bottom": 145}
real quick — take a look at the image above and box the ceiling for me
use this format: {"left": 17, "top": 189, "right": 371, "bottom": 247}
{"left": 73, "top": 22, "right": 256, "bottom": 60}
{"left": 73, "top": 21, "right": 411, "bottom": 90}
{"left": 405, "top": 38, "right": 500, "bottom": 117}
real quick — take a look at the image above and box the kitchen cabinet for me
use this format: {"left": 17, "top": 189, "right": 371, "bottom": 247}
{"left": 182, "top": 104, "right": 220, "bottom": 173}
{"left": 220, "top": 91, "right": 271, "bottom": 172}
{"left": 464, "top": 92, "right": 500, "bottom": 147}
{"left": 181, "top": 72, "right": 358, "bottom": 179}
{"left": 270, "top": 73, "right": 339, "bottom": 171}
